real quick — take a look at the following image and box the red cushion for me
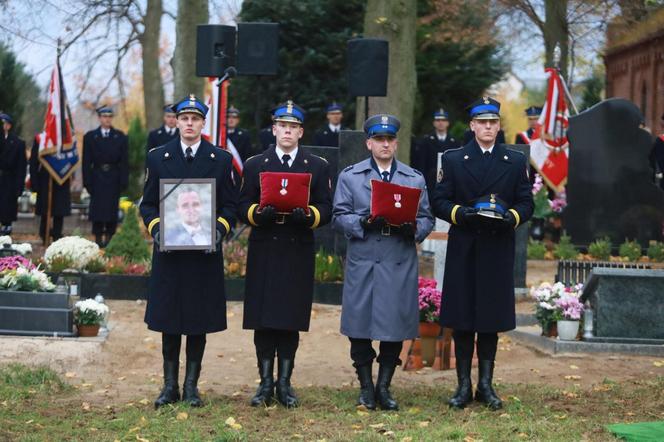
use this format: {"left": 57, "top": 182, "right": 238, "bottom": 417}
{"left": 370, "top": 179, "right": 421, "bottom": 225}
{"left": 259, "top": 172, "right": 312, "bottom": 214}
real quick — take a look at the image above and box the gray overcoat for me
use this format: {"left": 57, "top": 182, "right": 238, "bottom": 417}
{"left": 332, "top": 158, "right": 434, "bottom": 341}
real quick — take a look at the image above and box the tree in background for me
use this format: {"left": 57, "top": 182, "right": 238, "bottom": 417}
{"left": 579, "top": 65, "right": 605, "bottom": 111}
{"left": 105, "top": 205, "right": 150, "bottom": 263}
{"left": 126, "top": 116, "right": 147, "bottom": 201}
{"left": 232, "top": 0, "right": 366, "bottom": 139}
{"left": 172, "top": 0, "right": 209, "bottom": 100}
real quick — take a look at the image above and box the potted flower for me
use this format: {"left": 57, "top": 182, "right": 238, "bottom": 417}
{"left": 418, "top": 277, "right": 442, "bottom": 337}
{"left": 555, "top": 293, "right": 584, "bottom": 341}
{"left": 74, "top": 298, "right": 109, "bottom": 337}
{"left": 530, "top": 281, "right": 562, "bottom": 336}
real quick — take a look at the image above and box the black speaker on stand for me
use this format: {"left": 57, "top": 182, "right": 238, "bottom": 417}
{"left": 196, "top": 25, "right": 236, "bottom": 77}
{"left": 347, "top": 37, "right": 389, "bottom": 121}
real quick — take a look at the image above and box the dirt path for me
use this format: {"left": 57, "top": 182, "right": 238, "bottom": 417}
{"left": 4, "top": 299, "right": 661, "bottom": 406}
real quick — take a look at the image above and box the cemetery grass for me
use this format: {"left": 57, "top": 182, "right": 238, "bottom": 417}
{"left": 1, "top": 364, "right": 663, "bottom": 441}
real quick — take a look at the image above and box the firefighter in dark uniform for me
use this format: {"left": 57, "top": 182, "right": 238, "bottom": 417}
{"left": 0, "top": 114, "right": 27, "bottom": 235}
{"left": 312, "top": 102, "right": 349, "bottom": 147}
{"left": 30, "top": 133, "right": 71, "bottom": 243}
{"left": 258, "top": 125, "right": 276, "bottom": 152}
{"left": 652, "top": 113, "right": 664, "bottom": 190}
{"left": 140, "top": 94, "right": 237, "bottom": 408}
{"left": 432, "top": 97, "right": 533, "bottom": 411}
{"left": 514, "top": 106, "right": 541, "bottom": 145}
{"left": 146, "top": 104, "right": 179, "bottom": 151}
{"left": 226, "top": 106, "right": 253, "bottom": 162}
{"left": 416, "top": 108, "right": 460, "bottom": 200}
{"left": 239, "top": 100, "right": 332, "bottom": 408}
{"left": 82, "top": 106, "right": 129, "bottom": 247}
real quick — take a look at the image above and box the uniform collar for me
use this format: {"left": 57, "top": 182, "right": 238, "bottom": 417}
{"left": 328, "top": 123, "right": 341, "bottom": 133}
{"left": 180, "top": 139, "right": 201, "bottom": 156}
{"left": 275, "top": 145, "right": 298, "bottom": 162}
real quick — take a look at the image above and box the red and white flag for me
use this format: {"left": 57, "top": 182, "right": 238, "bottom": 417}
{"left": 202, "top": 77, "right": 243, "bottom": 176}
{"left": 529, "top": 67, "right": 569, "bottom": 193}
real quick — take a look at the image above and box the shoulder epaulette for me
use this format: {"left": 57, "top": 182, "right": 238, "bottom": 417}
{"left": 442, "top": 146, "right": 463, "bottom": 156}
{"left": 342, "top": 164, "right": 354, "bottom": 172}
{"left": 148, "top": 145, "right": 165, "bottom": 154}
{"left": 311, "top": 154, "right": 328, "bottom": 164}
{"left": 411, "top": 168, "right": 422, "bottom": 176}
{"left": 244, "top": 154, "right": 262, "bottom": 164}
{"left": 506, "top": 147, "right": 526, "bottom": 157}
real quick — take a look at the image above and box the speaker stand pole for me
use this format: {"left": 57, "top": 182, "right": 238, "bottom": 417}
{"left": 364, "top": 96, "right": 369, "bottom": 122}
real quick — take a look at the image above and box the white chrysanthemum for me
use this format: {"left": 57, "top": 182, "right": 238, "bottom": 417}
{"left": 0, "top": 236, "right": 11, "bottom": 246}
{"left": 44, "top": 236, "right": 100, "bottom": 270}
{"left": 12, "top": 243, "right": 32, "bottom": 256}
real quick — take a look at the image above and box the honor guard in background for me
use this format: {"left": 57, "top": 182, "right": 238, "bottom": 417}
{"left": 82, "top": 106, "right": 129, "bottom": 247}
{"left": 514, "top": 106, "right": 541, "bottom": 145}
{"left": 0, "top": 113, "right": 27, "bottom": 235}
{"left": 30, "top": 133, "right": 71, "bottom": 243}
{"left": 312, "top": 102, "right": 349, "bottom": 147}
{"left": 239, "top": 100, "right": 332, "bottom": 408}
{"left": 140, "top": 95, "right": 237, "bottom": 408}
{"left": 432, "top": 97, "right": 533, "bottom": 411}
{"left": 146, "top": 105, "right": 179, "bottom": 151}
{"left": 415, "top": 108, "right": 460, "bottom": 200}
{"left": 333, "top": 114, "right": 434, "bottom": 411}
{"left": 652, "top": 113, "right": 664, "bottom": 190}
{"left": 226, "top": 106, "right": 253, "bottom": 162}
{"left": 258, "top": 125, "right": 276, "bottom": 151}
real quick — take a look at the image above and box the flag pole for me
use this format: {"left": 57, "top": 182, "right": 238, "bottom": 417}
{"left": 44, "top": 40, "right": 62, "bottom": 246}
{"left": 553, "top": 44, "right": 579, "bottom": 115}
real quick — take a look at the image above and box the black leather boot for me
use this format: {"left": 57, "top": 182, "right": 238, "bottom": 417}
{"left": 154, "top": 360, "right": 180, "bottom": 409}
{"left": 375, "top": 364, "right": 398, "bottom": 411}
{"left": 448, "top": 357, "right": 473, "bottom": 409}
{"left": 95, "top": 233, "right": 103, "bottom": 247}
{"left": 355, "top": 364, "right": 376, "bottom": 410}
{"left": 475, "top": 360, "right": 502, "bottom": 410}
{"left": 250, "top": 358, "right": 274, "bottom": 407}
{"left": 182, "top": 360, "right": 203, "bottom": 407}
{"left": 275, "top": 358, "right": 299, "bottom": 408}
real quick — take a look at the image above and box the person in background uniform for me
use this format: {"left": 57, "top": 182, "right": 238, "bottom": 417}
{"left": 140, "top": 94, "right": 237, "bottom": 408}
{"left": 0, "top": 113, "right": 27, "bottom": 235}
{"left": 258, "top": 125, "right": 276, "bottom": 152}
{"left": 416, "top": 108, "right": 460, "bottom": 201}
{"left": 312, "top": 102, "right": 349, "bottom": 147}
{"left": 514, "top": 106, "right": 541, "bottom": 145}
{"left": 226, "top": 106, "right": 253, "bottom": 162}
{"left": 652, "top": 113, "right": 664, "bottom": 190}
{"left": 30, "top": 133, "right": 71, "bottom": 243}
{"left": 333, "top": 114, "right": 434, "bottom": 411}
{"left": 239, "top": 100, "right": 332, "bottom": 408}
{"left": 146, "top": 105, "right": 179, "bottom": 151}
{"left": 432, "top": 97, "right": 533, "bottom": 411}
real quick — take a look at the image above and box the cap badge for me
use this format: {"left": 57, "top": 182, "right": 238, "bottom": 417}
{"left": 490, "top": 194, "right": 496, "bottom": 204}
{"left": 286, "top": 100, "right": 293, "bottom": 114}
{"left": 483, "top": 96, "right": 490, "bottom": 104}
{"left": 394, "top": 194, "right": 402, "bottom": 208}
{"left": 381, "top": 115, "right": 389, "bottom": 124}
{"left": 280, "top": 178, "right": 289, "bottom": 195}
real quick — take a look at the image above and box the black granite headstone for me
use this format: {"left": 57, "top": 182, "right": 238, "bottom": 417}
{"left": 566, "top": 98, "right": 664, "bottom": 248}
{"left": 339, "top": 130, "right": 369, "bottom": 170}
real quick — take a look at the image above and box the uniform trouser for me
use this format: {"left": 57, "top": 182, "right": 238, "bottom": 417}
{"left": 452, "top": 330, "right": 499, "bottom": 361}
{"left": 39, "top": 216, "right": 63, "bottom": 240}
{"left": 349, "top": 338, "right": 403, "bottom": 368}
{"left": 92, "top": 222, "right": 117, "bottom": 237}
{"left": 161, "top": 333, "right": 206, "bottom": 363}
{"left": 254, "top": 329, "right": 299, "bottom": 360}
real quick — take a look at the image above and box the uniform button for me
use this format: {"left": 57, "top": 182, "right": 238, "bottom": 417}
{"left": 375, "top": 259, "right": 380, "bottom": 264}
{"left": 273, "top": 236, "right": 277, "bottom": 240}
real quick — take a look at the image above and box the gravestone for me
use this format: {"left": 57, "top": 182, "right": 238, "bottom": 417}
{"left": 339, "top": 130, "right": 369, "bottom": 170}
{"left": 581, "top": 268, "right": 664, "bottom": 342}
{"left": 565, "top": 98, "right": 664, "bottom": 248}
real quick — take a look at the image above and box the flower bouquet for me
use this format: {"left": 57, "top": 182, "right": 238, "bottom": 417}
{"left": 0, "top": 235, "right": 33, "bottom": 256}
{"left": 531, "top": 281, "right": 583, "bottom": 336}
{"left": 418, "top": 277, "right": 442, "bottom": 323}
{"left": 74, "top": 298, "right": 109, "bottom": 337}
{"left": 0, "top": 256, "right": 55, "bottom": 292}
{"left": 44, "top": 236, "right": 100, "bottom": 271}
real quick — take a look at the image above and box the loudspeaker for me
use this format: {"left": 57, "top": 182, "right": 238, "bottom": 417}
{"left": 196, "top": 25, "right": 236, "bottom": 77}
{"left": 237, "top": 22, "right": 279, "bottom": 76}
{"left": 347, "top": 38, "right": 389, "bottom": 97}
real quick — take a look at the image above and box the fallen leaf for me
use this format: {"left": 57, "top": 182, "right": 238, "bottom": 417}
{"left": 407, "top": 407, "right": 420, "bottom": 414}
{"left": 139, "top": 399, "right": 150, "bottom": 405}
{"left": 402, "top": 438, "right": 414, "bottom": 442}
{"left": 80, "top": 383, "right": 92, "bottom": 388}
{"left": 217, "top": 354, "right": 224, "bottom": 358}
{"left": 351, "top": 424, "right": 362, "bottom": 430}
{"left": 625, "top": 412, "right": 635, "bottom": 416}
{"left": 418, "top": 421, "right": 430, "bottom": 427}
{"left": 82, "top": 402, "right": 91, "bottom": 411}
{"left": 654, "top": 361, "right": 664, "bottom": 367}
{"left": 89, "top": 428, "right": 98, "bottom": 432}
{"left": 499, "top": 413, "right": 510, "bottom": 419}
{"left": 25, "top": 420, "right": 34, "bottom": 424}
{"left": 224, "top": 416, "right": 242, "bottom": 430}
{"left": 229, "top": 358, "right": 237, "bottom": 363}
{"left": 569, "top": 365, "right": 579, "bottom": 370}
{"left": 136, "top": 436, "right": 149, "bottom": 442}
{"left": 128, "top": 426, "right": 140, "bottom": 433}
{"left": 554, "top": 414, "right": 567, "bottom": 420}
{"left": 369, "top": 423, "right": 385, "bottom": 429}
{"left": 231, "top": 391, "right": 242, "bottom": 397}
{"left": 292, "top": 435, "right": 304, "bottom": 439}
{"left": 564, "top": 375, "right": 581, "bottom": 380}
{"left": 356, "top": 409, "right": 369, "bottom": 416}
{"left": 384, "top": 431, "right": 395, "bottom": 437}
{"left": 65, "top": 372, "right": 76, "bottom": 378}
{"left": 117, "top": 376, "right": 127, "bottom": 381}
{"left": 176, "top": 412, "right": 188, "bottom": 421}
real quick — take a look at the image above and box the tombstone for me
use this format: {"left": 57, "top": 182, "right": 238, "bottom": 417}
{"left": 339, "top": 130, "right": 369, "bottom": 170}
{"left": 582, "top": 268, "right": 664, "bottom": 343}
{"left": 565, "top": 98, "right": 664, "bottom": 248}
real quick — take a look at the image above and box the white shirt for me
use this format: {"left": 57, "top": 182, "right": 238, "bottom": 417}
{"left": 480, "top": 145, "right": 494, "bottom": 154}
{"left": 181, "top": 223, "right": 209, "bottom": 246}
{"left": 275, "top": 145, "right": 298, "bottom": 167}
{"left": 165, "top": 126, "right": 176, "bottom": 136}
{"left": 181, "top": 140, "right": 201, "bottom": 157}
{"left": 378, "top": 160, "right": 394, "bottom": 179}
{"left": 436, "top": 132, "right": 447, "bottom": 142}
{"left": 328, "top": 123, "right": 341, "bottom": 133}
{"left": 101, "top": 128, "right": 110, "bottom": 137}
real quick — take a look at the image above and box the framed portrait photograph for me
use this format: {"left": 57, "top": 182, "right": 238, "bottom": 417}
{"left": 159, "top": 178, "right": 216, "bottom": 252}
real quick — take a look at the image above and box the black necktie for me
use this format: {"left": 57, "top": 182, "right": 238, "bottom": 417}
{"left": 282, "top": 154, "right": 291, "bottom": 168}
{"left": 481, "top": 150, "right": 491, "bottom": 175}
{"left": 185, "top": 146, "right": 194, "bottom": 163}
{"left": 381, "top": 171, "right": 390, "bottom": 182}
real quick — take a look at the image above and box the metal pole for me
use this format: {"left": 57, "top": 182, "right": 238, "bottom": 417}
{"left": 44, "top": 177, "right": 52, "bottom": 247}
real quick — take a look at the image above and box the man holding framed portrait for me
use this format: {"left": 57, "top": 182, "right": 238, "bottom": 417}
{"left": 140, "top": 94, "right": 237, "bottom": 408}
{"left": 239, "top": 100, "right": 332, "bottom": 408}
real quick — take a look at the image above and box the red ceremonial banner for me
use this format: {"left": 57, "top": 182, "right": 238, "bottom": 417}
{"left": 370, "top": 179, "right": 422, "bottom": 226}
{"left": 259, "top": 172, "right": 312, "bottom": 214}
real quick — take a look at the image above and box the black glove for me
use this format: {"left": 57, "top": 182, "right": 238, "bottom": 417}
{"left": 396, "top": 222, "right": 416, "bottom": 240}
{"left": 457, "top": 207, "right": 479, "bottom": 227}
{"left": 254, "top": 205, "right": 277, "bottom": 225}
{"left": 152, "top": 229, "right": 161, "bottom": 248}
{"left": 502, "top": 211, "right": 517, "bottom": 230}
{"left": 216, "top": 228, "right": 224, "bottom": 248}
{"left": 289, "top": 207, "right": 312, "bottom": 226}
{"left": 360, "top": 215, "right": 387, "bottom": 231}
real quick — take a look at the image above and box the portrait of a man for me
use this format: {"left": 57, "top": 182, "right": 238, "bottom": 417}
{"left": 160, "top": 180, "right": 215, "bottom": 250}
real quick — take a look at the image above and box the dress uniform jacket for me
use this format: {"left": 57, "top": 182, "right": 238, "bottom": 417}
{"left": 239, "top": 146, "right": 332, "bottom": 332}
{"left": 258, "top": 127, "right": 276, "bottom": 152}
{"left": 653, "top": 135, "right": 664, "bottom": 190}
{"left": 140, "top": 138, "right": 237, "bottom": 335}
{"left": 312, "top": 125, "right": 349, "bottom": 147}
{"left": 432, "top": 140, "right": 533, "bottom": 333}
{"left": 0, "top": 134, "right": 26, "bottom": 222}
{"left": 29, "top": 138, "right": 71, "bottom": 217}
{"left": 333, "top": 159, "right": 434, "bottom": 341}
{"left": 417, "top": 132, "right": 460, "bottom": 199}
{"left": 514, "top": 128, "right": 534, "bottom": 145}
{"left": 147, "top": 125, "right": 179, "bottom": 151}
{"left": 227, "top": 128, "right": 253, "bottom": 162}
{"left": 83, "top": 127, "right": 129, "bottom": 222}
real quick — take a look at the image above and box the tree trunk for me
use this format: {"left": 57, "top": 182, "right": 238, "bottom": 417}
{"left": 543, "top": 0, "right": 569, "bottom": 81}
{"left": 172, "top": 0, "right": 209, "bottom": 100}
{"left": 140, "top": 0, "right": 165, "bottom": 130}
{"left": 355, "top": 0, "right": 417, "bottom": 164}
